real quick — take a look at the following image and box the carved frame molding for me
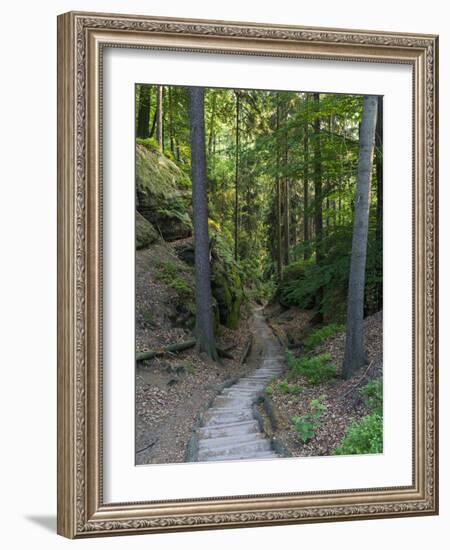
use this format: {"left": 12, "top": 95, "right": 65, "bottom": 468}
{"left": 57, "top": 11, "right": 438, "bottom": 538}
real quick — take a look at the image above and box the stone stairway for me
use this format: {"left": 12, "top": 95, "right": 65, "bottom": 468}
{"left": 195, "top": 308, "right": 285, "bottom": 463}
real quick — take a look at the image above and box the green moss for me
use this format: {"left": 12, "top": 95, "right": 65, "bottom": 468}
{"left": 211, "top": 259, "right": 243, "bottom": 329}
{"left": 209, "top": 229, "right": 244, "bottom": 330}
{"left": 136, "top": 144, "right": 192, "bottom": 241}
{"left": 135, "top": 211, "right": 159, "bottom": 249}
{"left": 136, "top": 142, "right": 190, "bottom": 194}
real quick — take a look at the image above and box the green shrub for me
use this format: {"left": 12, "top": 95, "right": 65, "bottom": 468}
{"left": 264, "top": 385, "right": 273, "bottom": 396}
{"left": 304, "top": 323, "right": 345, "bottom": 351}
{"left": 286, "top": 351, "right": 336, "bottom": 385}
{"left": 333, "top": 412, "right": 383, "bottom": 455}
{"left": 360, "top": 378, "right": 383, "bottom": 414}
{"left": 277, "top": 380, "right": 303, "bottom": 395}
{"left": 291, "top": 395, "right": 327, "bottom": 443}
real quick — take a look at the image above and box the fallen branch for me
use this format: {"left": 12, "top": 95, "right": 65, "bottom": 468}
{"left": 339, "top": 360, "right": 374, "bottom": 401}
{"left": 136, "top": 438, "right": 158, "bottom": 454}
{"left": 136, "top": 339, "right": 196, "bottom": 362}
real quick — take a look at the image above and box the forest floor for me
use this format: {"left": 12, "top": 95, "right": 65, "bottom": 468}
{"left": 264, "top": 307, "right": 383, "bottom": 457}
{"left": 135, "top": 244, "right": 254, "bottom": 465}
{"left": 135, "top": 241, "right": 383, "bottom": 463}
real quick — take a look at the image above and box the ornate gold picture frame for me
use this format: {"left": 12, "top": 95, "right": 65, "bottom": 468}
{"left": 57, "top": 11, "right": 438, "bottom": 538}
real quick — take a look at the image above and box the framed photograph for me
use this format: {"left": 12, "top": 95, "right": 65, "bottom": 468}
{"left": 57, "top": 11, "right": 439, "bottom": 538}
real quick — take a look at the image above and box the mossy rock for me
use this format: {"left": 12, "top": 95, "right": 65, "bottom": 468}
{"left": 136, "top": 211, "right": 159, "bottom": 249}
{"left": 211, "top": 256, "right": 243, "bottom": 330}
{"left": 136, "top": 143, "right": 192, "bottom": 241}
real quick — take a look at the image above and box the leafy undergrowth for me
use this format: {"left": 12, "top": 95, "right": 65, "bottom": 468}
{"left": 303, "top": 323, "right": 345, "bottom": 351}
{"left": 286, "top": 351, "right": 337, "bottom": 385}
{"left": 333, "top": 378, "right": 383, "bottom": 455}
{"left": 266, "top": 309, "right": 383, "bottom": 457}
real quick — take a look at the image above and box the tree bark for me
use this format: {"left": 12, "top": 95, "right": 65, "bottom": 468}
{"left": 276, "top": 96, "right": 283, "bottom": 281}
{"left": 313, "top": 93, "right": 323, "bottom": 322}
{"left": 375, "top": 95, "right": 384, "bottom": 310}
{"left": 136, "top": 85, "right": 151, "bottom": 139}
{"left": 156, "top": 85, "right": 163, "bottom": 151}
{"left": 168, "top": 86, "right": 175, "bottom": 156}
{"left": 283, "top": 102, "right": 290, "bottom": 265}
{"left": 149, "top": 110, "right": 157, "bottom": 138}
{"left": 303, "top": 94, "right": 310, "bottom": 260}
{"left": 188, "top": 86, "right": 219, "bottom": 361}
{"left": 234, "top": 91, "right": 240, "bottom": 261}
{"left": 343, "top": 95, "right": 378, "bottom": 379}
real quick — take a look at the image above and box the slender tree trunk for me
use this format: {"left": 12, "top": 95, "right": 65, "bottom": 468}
{"left": 168, "top": 87, "right": 175, "bottom": 156}
{"left": 188, "top": 86, "right": 219, "bottom": 361}
{"left": 234, "top": 91, "right": 240, "bottom": 261}
{"left": 343, "top": 95, "right": 378, "bottom": 379}
{"left": 276, "top": 96, "right": 283, "bottom": 281}
{"left": 375, "top": 95, "right": 384, "bottom": 310}
{"left": 156, "top": 85, "right": 163, "bottom": 151}
{"left": 149, "top": 110, "right": 157, "bottom": 138}
{"left": 313, "top": 93, "right": 323, "bottom": 322}
{"left": 303, "top": 95, "right": 310, "bottom": 260}
{"left": 283, "top": 103, "right": 290, "bottom": 265}
{"left": 136, "top": 85, "right": 151, "bottom": 139}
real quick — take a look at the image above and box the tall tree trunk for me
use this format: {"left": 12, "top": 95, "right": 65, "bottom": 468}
{"left": 283, "top": 103, "right": 290, "bottom": 265}
{"left": 168, "top": 87, "right": 175, "bottom": 156}
{"left": 342, "top": 95, "right": 378, "bottom": 379}
{"left": 136, "top": 85, "right": 151, "bottom": 139}
{"left": 313, "top": 93, "right": 323, "bottom": 322}
{"left": 276, "top": 96, "right": 283, "bottom": 281}
{"left": 156, "top": 85, "right": 163, "bottom": 151}
{"left": 188, "top": 86, "right": 219, "bottom": 362}
{"left": 149, "top": 110, "right": 157, "bottom": 138}
{"left": 375, "top": 95, "right": 383, "bottom": 310}
{"left": 303, "top": 95, "right": 310, "bottom": 260}
{"left": 234, "top": 91, "right": 240, "bottom": 261}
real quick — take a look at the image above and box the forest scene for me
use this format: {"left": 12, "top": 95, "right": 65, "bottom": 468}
{"left": 135, "top": 83, "right": 383, "bottom": 465}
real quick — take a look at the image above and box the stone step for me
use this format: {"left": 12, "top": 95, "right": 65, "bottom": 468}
{"left": 199, "top": 432, "right": 265, "bottom": 450}
{"left": 232, "top": 381, "right": 266, "bottom": 386}
{"left": 198, "top": 439, "right": 273, "bottom": 460}
{"left": 222, "top": 390, "right": 258, "bottom": 397}
{"left": 206, "top": 406, "right": 251, "bottom": 414}
{"left": 244, "top": 375, "right": 277, "bottom": 381}
{"left": 221, "top": 390, "right": 258, "bottom": 398}
{"left": 202, "top": 409, "right": 254, "bottom": 425}
{"left": 197, "top": 420, "right": 259, "bottom": 438}
{"left": 213, "top": 397, "right": 253, "bottom": 408}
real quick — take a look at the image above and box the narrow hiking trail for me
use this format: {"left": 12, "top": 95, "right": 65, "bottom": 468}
{"left": 195, "top": 308, "right": 285, "bottom": 462}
